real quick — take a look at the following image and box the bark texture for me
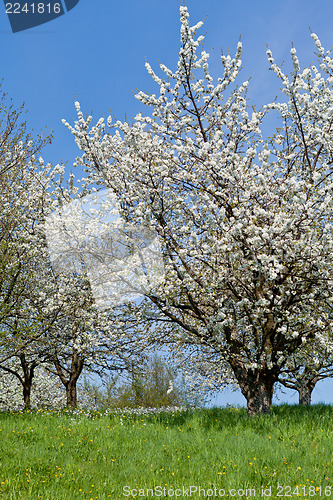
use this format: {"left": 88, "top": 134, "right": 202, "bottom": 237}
{"left": 0, "top": 355, "right": 37, "bottom": 409}
{"left": 279, "top": 369, "right": 319, "bottom": 406}
{"left": 298, "top": 377, "right": 317, "bottom": 405}
{"left": 66, "top": 380, "right": 78, "bottom": 408}
{"left": 298, "top": 385, "right": 313, "bottom": 405}
{"left": 20, "top": 355, "right": 37, "bottom": 409}
{"left": 53, "top": 349, "right": 84, "bottom": 408}
{"left": 229, "top": 358, "right": 277, "bottom": 416}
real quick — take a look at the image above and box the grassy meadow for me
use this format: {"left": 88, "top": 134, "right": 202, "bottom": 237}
{"left": 0, "top": 405, "right": 332, "bottom": 499}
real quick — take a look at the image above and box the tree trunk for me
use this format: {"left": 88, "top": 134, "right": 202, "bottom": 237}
{"left": 229, "top": 358, "right": 277, "bottom": 416}
{"left": 53, "top": 349, "right": 84, "bottom": 409}
{"left": 23, "top": 381, "right": 32, "bottom": 409}
{"left": 20, "top": 355, "right": 37, "bottom": 410}
{"left": 244, "top": 376, "right": 274, "bottom": 416}
{"left": 66, "top": 380, "right": 78, "bottom": 408}
{"left": 298, "top": 386, "right": 311, "bottom": 405}
{"left": 298, "top": 379, "right": 316, "bottom": 406}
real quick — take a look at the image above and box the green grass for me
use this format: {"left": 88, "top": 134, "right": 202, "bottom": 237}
{"left": 0, "top": 405, "right": 332, "bottom": 499}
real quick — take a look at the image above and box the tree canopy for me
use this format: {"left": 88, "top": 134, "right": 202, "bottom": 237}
{"left": 64, "top": 6, "right": 333, "bottom": 415}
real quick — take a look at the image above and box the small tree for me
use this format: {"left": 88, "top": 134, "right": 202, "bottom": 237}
{"left": 41, "top": 272, "right": 149, "bottom": 408}
{"left": 80, "top": 355, "right": 196, "bottom": 409}
{"left": 0, "top": 362, "right": 65, "bottom": 411}
{"left": 0, "top": 353, "right": 39, "bottom": 409}
{"left": 0, "top": 258, "right": 68, "bottom": 409}
{"left": 278, "top": 343, "right": 333, "bottom": 405}
{"left": 120, "top": 356, "right": 187, "bottom": 408}
{"left": 65, "top": 6, "right": 333, "bottom": 415}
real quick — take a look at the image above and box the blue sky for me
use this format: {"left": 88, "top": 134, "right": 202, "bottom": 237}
{"left": 1, "top": 0, "right": 333, "bottom": 406}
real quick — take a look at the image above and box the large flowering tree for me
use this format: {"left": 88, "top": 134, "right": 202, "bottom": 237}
{"left": 64, "top": 7, "right": 333, "bottom": 415}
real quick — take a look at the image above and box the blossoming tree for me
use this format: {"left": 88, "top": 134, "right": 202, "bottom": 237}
{"left": 64, "top": 7, "right": 333, "bottom": 415}
{"left": 43, "top": 273, "right": 149, "bottom": 408}
{"left": 0, "top": 87, "right": 149, "bottom": 410}
{"left": 0, "top": 85, "right": 52, "bottom": 326}
{"left": 0, "top": 361, "right": 65, "bottom": 411}
{"left": 278, "top": 341, "right": 333, "bottom": 405}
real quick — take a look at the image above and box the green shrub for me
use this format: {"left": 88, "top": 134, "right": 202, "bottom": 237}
{"left": 80, "top": 355, "right": 200, "bottom": 408}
